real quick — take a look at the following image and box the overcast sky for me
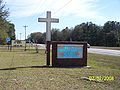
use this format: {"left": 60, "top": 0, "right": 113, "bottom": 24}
{"left": 4, "top": 0, "right": 120, "bottom": 40}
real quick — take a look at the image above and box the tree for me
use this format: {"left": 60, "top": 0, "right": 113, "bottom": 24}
{"left": 28, "top": 21, "right": 120, "bottom": 47}
{"left": 61, "top": 27, "right": 72, "bottom": 41}
{"left": 6, "top": 23, "right": 16, "bottom": 40}
{"left": 103, "top": 21, "right": 119, "bottom": 46}
{"left": 71, "top": 24, "right": 84, "bottom": 41}
{"left": 28, "top": 32, "right": 42, "bottom": 43}
{"left": 0, "top": 0, "right": 15, "bottom": 44}
{"left": 85, "top": 22, "right": 101, "bottom": 46}
{"left": 51, "top": 28, "right": 62, "bottom": 41}
{"left": 0, "top": 0, "right": 9, "bottom": 27}
{"left": 39, "top": 32, "right": 46, "bottom": 43}
{"left": 71, "top": 22, "right": 100, "bottom": 45}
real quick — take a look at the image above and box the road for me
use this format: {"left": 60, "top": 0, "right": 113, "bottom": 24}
{"left": 1, "top": 44, "right": 118, "bottom": 57}
{"left": 37, "top": 44, "right": 120, "bottom": 56}
{"left": 6, "top": 44, "right": 120, "bottom": 56}
{"left": 88, "top": 48, "right": 120, "bottom": 56}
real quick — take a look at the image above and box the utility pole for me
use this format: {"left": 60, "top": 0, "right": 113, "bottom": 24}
{"left": 23, "top": 25, "right": 28, "bottom": 51}
{"left": 19, "top": 33, "right": 22, "bottom": 40}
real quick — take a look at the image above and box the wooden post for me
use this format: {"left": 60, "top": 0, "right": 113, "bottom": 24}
{"left": 46, "top": 41, "right": 51, "bottom": 66}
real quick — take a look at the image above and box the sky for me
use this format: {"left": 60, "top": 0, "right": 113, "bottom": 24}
{"left": 4, "top": 0, "right": 120, "bottom": 40}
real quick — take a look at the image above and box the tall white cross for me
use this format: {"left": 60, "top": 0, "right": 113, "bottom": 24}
{"left": 38, "top": 11, "right": 59, "bottom": 41}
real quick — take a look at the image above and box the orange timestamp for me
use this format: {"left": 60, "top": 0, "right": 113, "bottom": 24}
{"left": 88, "top": 76, "right": 115, "bottom": 81}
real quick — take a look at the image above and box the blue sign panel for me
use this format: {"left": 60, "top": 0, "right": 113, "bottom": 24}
{"left": 57, "top": 44, "right": 83, "bottom": 58}
{"left": 6, "top": 37, "right": 11, "bottom": 43}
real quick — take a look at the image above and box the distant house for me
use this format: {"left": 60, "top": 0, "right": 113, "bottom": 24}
{"left": 12, "top": 40, "right": 25, "bottom": 47}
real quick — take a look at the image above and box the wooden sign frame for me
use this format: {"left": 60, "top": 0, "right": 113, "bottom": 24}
{"left": 51, "top": 41, "right": 87, "bottom": 67}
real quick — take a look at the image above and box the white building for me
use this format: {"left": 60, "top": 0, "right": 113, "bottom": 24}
{"left": 12, "top": 40, "right": 25, "bottom": 47}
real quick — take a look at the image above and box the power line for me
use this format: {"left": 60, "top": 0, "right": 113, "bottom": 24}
{"left": 19, "top": 33, "right": 22, "bottom": 40}
{"left": 53, "top": 0, "right": 72, "bottom": 15}
{"left": 31, "top": 0, "right": 46, "bottom": 14}
{"left": 29, "top": 0, "right": 49, "bottom": 24}
{"left": 31, "top": 0, "right": 48, "bottom": 16}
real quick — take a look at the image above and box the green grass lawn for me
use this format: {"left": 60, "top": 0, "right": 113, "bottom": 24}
{"left": 0, "top": 47, "right": 120, "bottom": 90}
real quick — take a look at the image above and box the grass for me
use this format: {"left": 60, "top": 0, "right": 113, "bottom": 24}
{"left": 0, "top": 47, "right": 120, "bottom": 90}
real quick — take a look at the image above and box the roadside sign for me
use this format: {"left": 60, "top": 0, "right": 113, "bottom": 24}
{"left": 6, "top": 37, "right": 11, "bottom": 43}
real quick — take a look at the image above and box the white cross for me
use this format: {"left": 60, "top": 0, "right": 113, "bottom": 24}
{"left": 38, "top": 11, "right": 59, "bottom": 41}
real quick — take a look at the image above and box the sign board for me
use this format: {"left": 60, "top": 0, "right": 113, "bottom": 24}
{"left": 57, "top": 44, "right": 83, "bottom": 58}
{"left": 52, "top": 41, "right": 87, "bottom": 67}
{"left": 6, "top": 37, "right": 11, "bottom": 43}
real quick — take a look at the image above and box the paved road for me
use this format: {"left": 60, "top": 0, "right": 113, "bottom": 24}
{"left": 37, "top": 44, "right": 120, "bottom": 56}
{"left": 88, "top": 48, "right": 120, "bottom": 56}
{"left": 1, "top": 44, "right": 119, "bottom": 56}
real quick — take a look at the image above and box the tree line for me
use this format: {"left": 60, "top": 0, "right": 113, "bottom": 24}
{"left": 0, "top": 0, "right": 15, "bottom": 44}
{"left": 28, "top": 21, "right": 120, "bottom": 47}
